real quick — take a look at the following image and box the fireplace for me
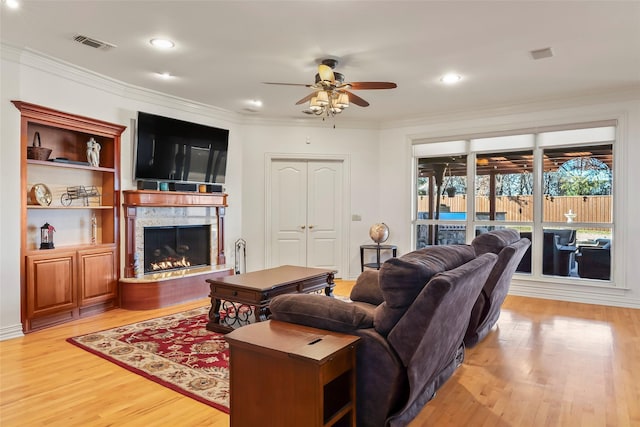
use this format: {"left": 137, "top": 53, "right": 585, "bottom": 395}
{"left": 143, "top": 225, "right": 211, "bottom": 273}
{"left": 125, "top": 203, "right": 223, "bottom": 278}
{"left": 120, "top": 190, "right": 233, "bottom": 310}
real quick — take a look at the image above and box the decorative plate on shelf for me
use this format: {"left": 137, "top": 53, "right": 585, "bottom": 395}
{"left": 30, "top": 183, "right": 52, "bottom": 206}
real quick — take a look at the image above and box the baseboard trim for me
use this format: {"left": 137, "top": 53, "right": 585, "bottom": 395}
{"left": 509, "top": 281, "right": 640, "bottom": 309}
{"left": 0, "top": 323, "right": 24, "bottom": 341}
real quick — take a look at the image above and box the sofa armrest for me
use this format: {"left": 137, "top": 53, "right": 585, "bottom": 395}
{"left": 350, "top": 270, "right": 384, "bottom": 305}
{"left": 269, "top": 294, "right": 374, "bottom": 333}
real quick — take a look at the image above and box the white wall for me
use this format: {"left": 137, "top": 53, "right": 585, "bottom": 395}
{"left": 240, "top": 123, "right": 380, "bottom": 278}
{"left": 0, "top": 48, "right": 23, "bottom": 340}
{"left": 378, "top": 97, "right": 640, "bottom": 308}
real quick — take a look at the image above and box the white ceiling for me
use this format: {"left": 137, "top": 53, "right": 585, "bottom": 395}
{"left": 2, "top": 1, "right": 639, "bottom": 124}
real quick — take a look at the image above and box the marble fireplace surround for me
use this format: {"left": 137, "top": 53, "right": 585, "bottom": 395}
{"left": 119, "top": 190, "right": 233, "bottom": 310}
{"left": 136, "top": 210, "right": 214, "bottom": 275}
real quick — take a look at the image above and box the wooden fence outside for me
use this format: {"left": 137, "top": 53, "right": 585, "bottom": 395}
{"left": 418, "top": 195, "right": 612, "bottom": 223}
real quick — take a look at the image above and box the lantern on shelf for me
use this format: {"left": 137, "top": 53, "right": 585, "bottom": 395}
{"left": 40, "top": 222, "right": 55, "bottom": 249}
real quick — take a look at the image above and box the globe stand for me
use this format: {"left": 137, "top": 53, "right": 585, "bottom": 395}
{"left": 374, "top": 241, "right": 382, "bottom": 268}
{"left": 362, "top": 222, "right": 396, "bottom": 272}
{"left": 359, "top": 243, "right": 398, "bottom": 272}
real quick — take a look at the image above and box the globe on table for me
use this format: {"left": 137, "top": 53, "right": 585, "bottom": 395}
{"left": 369, "top": 223, "right": 389, "bottom": 244}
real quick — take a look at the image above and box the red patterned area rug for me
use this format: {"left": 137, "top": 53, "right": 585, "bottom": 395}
{"left": 67, "top": 306, "right": 229, "bottom": 413}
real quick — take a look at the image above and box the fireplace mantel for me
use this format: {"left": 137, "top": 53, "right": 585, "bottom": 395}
{"left": 123, "top": 190, "right": 227, "bottom": 207}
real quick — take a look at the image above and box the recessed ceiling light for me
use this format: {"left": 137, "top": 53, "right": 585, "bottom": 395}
{"left": 440, "top": 73, "right": 462, "bottom": 85}
{"left": 4, "top": 0, "right": 20, "bottom": 9}
{"left": 248, "top": 99, "right": 263, "bottom": 108}
{"left": 149, "top": 38, "right": 175, "bottom": 49}
{"left": 156, "top": 72, "right": 174, "bottom": 80}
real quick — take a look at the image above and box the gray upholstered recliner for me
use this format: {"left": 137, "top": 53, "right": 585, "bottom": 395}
{"left": 269, "top": 245, "right": 498, "bottom": 427}
{"left": 464, "top": 229, "right": 531, "bottom": 347}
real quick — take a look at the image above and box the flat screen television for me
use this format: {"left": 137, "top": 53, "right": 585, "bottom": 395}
{"left": 134, "top": 111, "right": 229, "bottom": 186}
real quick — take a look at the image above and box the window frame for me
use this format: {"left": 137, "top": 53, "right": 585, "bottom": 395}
{"left": 412, "top": 121, "right": 618, "bottom": 287}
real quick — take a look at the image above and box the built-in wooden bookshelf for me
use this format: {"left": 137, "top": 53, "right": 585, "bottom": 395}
{"left": 13, "top": 101, "right": 126, "bottom": 333}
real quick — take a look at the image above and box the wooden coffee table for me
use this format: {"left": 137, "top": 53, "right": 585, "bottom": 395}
{"left": 205, "top": 265, "right": 335, "bottom": 333}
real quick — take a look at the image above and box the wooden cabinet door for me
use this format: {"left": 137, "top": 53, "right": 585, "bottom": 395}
{"left": 77, "top": 246, "right": 117, "bottom": 306}
{"left": 25, "top": 251, "right": 77, "bottom": 318}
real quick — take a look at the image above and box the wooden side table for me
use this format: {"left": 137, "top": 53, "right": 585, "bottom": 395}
{"left": 225, "top": 320, "right": 360, "bottom": 427}
{"left": 360, "top": 244, "right": 398, "bottom": 272}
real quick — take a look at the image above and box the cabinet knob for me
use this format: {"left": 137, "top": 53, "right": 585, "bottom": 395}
{"left": 301, "top": 225, "right": 306, "bottom": 229}
{"left": 308, "top": 225, "right": 314, "bottom": 229}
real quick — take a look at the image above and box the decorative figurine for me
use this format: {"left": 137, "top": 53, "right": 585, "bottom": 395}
{"left": 40, "top": 222, "right": 55, "bottom": 249}
{"left": 91, "top": 213, "right": 97, "bottom": 244}
{"left": 86, "top": 137, "right": 101, "bottom": 167}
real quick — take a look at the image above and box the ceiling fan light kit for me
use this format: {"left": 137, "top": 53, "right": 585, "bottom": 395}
{"left": 264, "top": 58, "right": 397, "bottom": 118}
{"left": 308, "top": 90, "right": 350, "bottom": 116}
{"left": 316, "top": 91, "right": 329, "bottom": 106}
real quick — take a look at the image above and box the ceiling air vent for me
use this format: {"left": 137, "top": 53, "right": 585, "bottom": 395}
{"left": 530, "top": 47, "right": 553, "bottom": 60}
{"left": 73, "top": 34, "right": 117, "bottom": 50}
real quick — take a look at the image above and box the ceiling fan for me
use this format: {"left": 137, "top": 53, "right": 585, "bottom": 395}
{"left": 263, "top": 58, "right": 397, "bottom": 116}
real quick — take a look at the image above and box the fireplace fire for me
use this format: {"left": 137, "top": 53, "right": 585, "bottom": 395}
{"left": 149, "top": 257, "right": 191, "bottom": 271}
{"left": 143, "top": 225, "right": 211, "bottom": 274}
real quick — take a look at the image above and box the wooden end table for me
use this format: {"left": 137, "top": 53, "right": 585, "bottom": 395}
{"left": 225, "top": 320, "right": 360, "bottom": 427}
{"left": 205, "top": 265, "right": 335, "bottom": 333}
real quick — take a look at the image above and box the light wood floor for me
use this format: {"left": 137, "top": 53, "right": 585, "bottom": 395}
{"left": 1, "top": 280, "right": 638, "bottom": 426}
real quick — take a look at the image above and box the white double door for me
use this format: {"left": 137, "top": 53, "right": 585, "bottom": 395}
{"left": 269, "top": 159, "right": 343, "bottom": 275}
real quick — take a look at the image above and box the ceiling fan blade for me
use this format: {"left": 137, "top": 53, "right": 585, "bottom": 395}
{"left": 318, "top": 64, "right": 335, "bottom": 83}
{"left": 344, "top": 90, "right": 369, "bottom": 107}
{"left": 348, "top": 82, "right": 397, "bottom": 90}
{"left": 263, "top": 82, "right": 313, "bottom": 87}
{"left": 295, "top": 91, "right": 318, "bottom": 105}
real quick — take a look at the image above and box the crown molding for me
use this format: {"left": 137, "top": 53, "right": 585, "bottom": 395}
{"left": 382, "top": 85, "right": 640, "bottom": 130}
{"left": 1, "top": 43, "right": 241, "bottom": 125}
{"left": 0, "top": 43, "right": 22, "bottom": 62}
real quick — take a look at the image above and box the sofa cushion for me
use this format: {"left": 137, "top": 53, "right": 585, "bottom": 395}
{"left": 269, "top": 294, "right": 374, "bottom": 333}
{"left": 471, "top": 228, "right": 520, "bottom": 255}
{"left": 374, "top": 245, "right": 475, "bottom": 336}
{"left": 350, "top": 270, "right": 384, "bottom": 305}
